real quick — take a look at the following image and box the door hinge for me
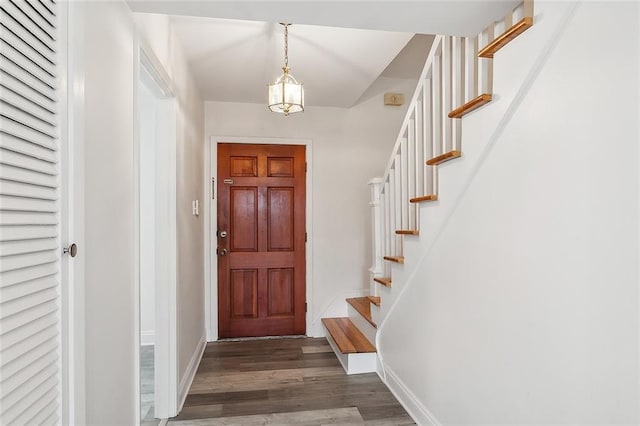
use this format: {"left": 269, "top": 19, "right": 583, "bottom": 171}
{"left": 305, "top": 232, "right": 307, "bottom": 242}
{"left": 305, "top": 162, "right": 307, "bottom": 172}
{"left": 211, "top": 177, "right": 215, "bottom": 199}
{"left": 305, "top": 302, "right": 308, "bottom": 312}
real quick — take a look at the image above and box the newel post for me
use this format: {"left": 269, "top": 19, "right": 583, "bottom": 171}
{"left": 368, "top": 178, "right": 384, "bottom": 296}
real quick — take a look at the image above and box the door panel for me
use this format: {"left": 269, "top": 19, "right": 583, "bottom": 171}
{"left": 218, "top": 143, "right": 306, "bottom": 337}
{"left": 230, "top": 270, "right": 258, "bottom": 318}
{"left": 267, "top": 268, "right": 295, "bottom": 316}
{"left": 230, "top": 187, "right": 258, "bottom": 252}
{"left": 267, "top": 187, "right": 294, "bottom": 251}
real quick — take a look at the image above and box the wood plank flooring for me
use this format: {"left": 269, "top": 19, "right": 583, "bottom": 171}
{"left": 168, "top": 337, "right": 414, "bottom": 425}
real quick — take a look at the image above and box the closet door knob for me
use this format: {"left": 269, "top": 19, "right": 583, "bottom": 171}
{"left": 63, "top": 243, "right": 78, "bottom": 257}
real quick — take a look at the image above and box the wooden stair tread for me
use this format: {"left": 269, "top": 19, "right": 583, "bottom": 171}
{"left": 426, "top": 150, "right": 461, "bottom": 166}
{"left": 396, "top": 229, "right": 419, "bottom": 235}
{"left": 383, "top": 256, "right": 404, "bottom": 264}
{"left": 367, "top": 296, "right": 381, "bottom": 307}
{"left": 448, "top": 94, "right": 492, "bottom": 118}
{"left": 410, "top": 194, "right": 438, "bottom": 204}
{"left": 346, "top": 297, "right": 377, "bottom": 328}
{"left": 478, "top": 17, "right": 534, "bottom": 58}
{"left": 374, "top": 277, "right": 392, "bottom": 287}
{"left": 322, "top": 317, "right": 376, "bottom": 354}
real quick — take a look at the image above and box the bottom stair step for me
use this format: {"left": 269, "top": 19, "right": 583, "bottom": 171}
{"left": 322, "top": 317, "right": 377, "bottom": 375}
{"left": 321, "top": 318, "right": 375, "bottom": 353}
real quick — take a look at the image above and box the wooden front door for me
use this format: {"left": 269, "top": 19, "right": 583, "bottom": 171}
{"left": 217, "top": 143, "right": 306, "bottom": 337}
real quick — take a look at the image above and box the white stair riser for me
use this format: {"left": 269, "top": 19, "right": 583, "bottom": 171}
{"left": 370, "top": 303, "right": 382, "bottom": 326}
{"left": 347, "top": 305, "right": 377, "bottom": 347}
{"left": 324, "top": 330, "right": 377, "bottom": 375}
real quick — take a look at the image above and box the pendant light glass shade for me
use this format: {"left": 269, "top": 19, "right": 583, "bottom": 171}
{"left": 268, "top": 23, "right": 304, "bottom": 115}
{"left": 268, "top": 72, "right": 304, "bottom": 115}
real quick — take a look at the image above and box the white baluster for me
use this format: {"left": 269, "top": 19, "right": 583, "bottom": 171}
{"left": 401, "top": 135, "right": 409, "bottom": 230}
{"left": 388, "top": 170, "right": 396, "bottom": 256}
{"left": 423, "top": 77, "right": 433, "bottom": 195}
{"left": 407, "top": 119, "right": 416, "bottom": 230}
{"left": 393, "top": 153, "right": 402, "bottom": 254}
{"left": 368, "top": 178, "right": 384, "bottom": 296}
{"left": 414, "top": 101, "right": 423, "bottom": 198}
{"left": 465, "top": 36, "right": 478, "bottom": 102}
{"left": 513, "top": 3, "right": 524, "bottom": 21}
{"left": 524, "top": 0, "right": 534, "bottom": 19}
{"left": 451, "top": 36, "right": 463, "bottom": 151}
{"left": 503, "top": 8, "right": 513, "bottom": 31}
{"left": 494, "top": 15, "right": 505, "bottom": 36}
{"left": 384, "top": 179, "right": 391, "bottom": 274}
{"left": 413, "top": 102, "right": 423, "bottom": 229}
{"left": 478, "top": 24, "right": 495, "bottom": 95}
{"left": 431, "top": 43, "right": 442, "bottom": 158}
{"left": 442, "top": 36, "right": 452, "bottom": 153}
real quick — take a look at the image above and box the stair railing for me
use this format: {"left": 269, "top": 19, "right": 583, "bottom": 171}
{"left": 370, "top": 1, "right": 532, "bottom": 297}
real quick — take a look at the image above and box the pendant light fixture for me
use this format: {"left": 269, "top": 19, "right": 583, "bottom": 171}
{"left": 268, "top": 23, "right": 304, "bottom": 115}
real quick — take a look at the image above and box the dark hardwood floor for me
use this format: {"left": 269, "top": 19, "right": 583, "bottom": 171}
{"left": 168, "top": 337, "right": 415, "bottom": 425}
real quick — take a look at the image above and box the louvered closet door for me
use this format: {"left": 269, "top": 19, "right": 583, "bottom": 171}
{"left": 0, "top": 0, "right": 62, "bottom": 424}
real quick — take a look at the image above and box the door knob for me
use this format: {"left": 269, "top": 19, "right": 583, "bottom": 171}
{"left": 63, "top": 243, "right": 78, "bottom": 257}
{"left": 219, "top": 248, "right": 228, "bottom": 256}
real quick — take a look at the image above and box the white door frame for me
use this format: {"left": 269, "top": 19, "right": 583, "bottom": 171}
{"left": 60, "top": 2, "right": 86, "bottom": 424}
{"left": 134, "top": 41, "right": 179, "bottom": 421}
{"left": 204, "top": 136, "right": 313, "bottom": 341}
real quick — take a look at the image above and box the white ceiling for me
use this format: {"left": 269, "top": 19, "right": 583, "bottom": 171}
{"left": 170, "top": 17, "right": 414, "bottom": 107}
{"left": 129, "top": 1, "right": 521, "bottom": 37}
{"left": 130, "top": 1, "right": 519, "bottom": 108}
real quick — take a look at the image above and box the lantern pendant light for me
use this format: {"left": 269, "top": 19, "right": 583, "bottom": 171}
{"left": 268, "top": 23, "right": 304, "bottom": 115}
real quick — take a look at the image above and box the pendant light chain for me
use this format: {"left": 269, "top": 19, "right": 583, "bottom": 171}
{"left": 283, "top": 23, "right": 290, "bottom": 72}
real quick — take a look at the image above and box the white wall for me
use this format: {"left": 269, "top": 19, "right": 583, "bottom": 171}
{"left": 80, "top": 4, "right": 205, "bottom": 423}
{"left": 82, "top": 2, "right": 136, "bottom": 423}
{"left": 379, "top": 2, "right": 639, "bottom": 424}
{"left": 205, "top": 76, "right": 417, "bottom": 336}
{"left": 140, "top": 81, "right": 156, "bottom": 346}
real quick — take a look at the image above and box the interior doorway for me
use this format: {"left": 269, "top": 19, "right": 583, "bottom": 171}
{"left": 137, "top": 50, "right": 178, "bottom": 423}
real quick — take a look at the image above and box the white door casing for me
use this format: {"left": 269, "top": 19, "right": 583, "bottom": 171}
{"left": 134, "top": 43, "right": 179, "bottom": 420}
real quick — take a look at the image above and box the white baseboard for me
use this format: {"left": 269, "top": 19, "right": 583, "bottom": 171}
{"left": 141, "top": 330, "right": 155, "bottom": 346}
{"left": 177, "top": 333, "right": 206, "bottom": 412}
{"left": 383, "top": 364, "right": 440, "bottom": 426}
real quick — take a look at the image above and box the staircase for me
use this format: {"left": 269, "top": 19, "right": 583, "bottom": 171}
{"left": 323, "top": 0, "right": 534, "bottom": 375}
